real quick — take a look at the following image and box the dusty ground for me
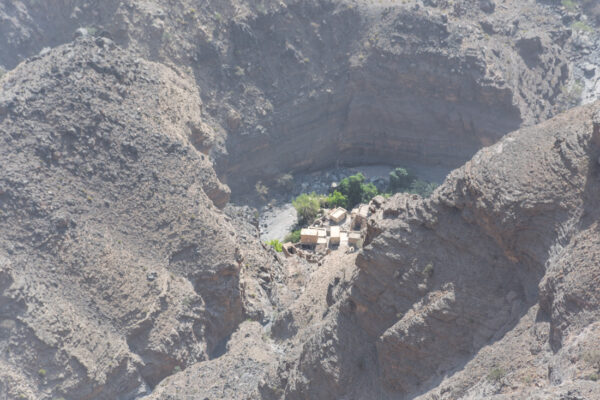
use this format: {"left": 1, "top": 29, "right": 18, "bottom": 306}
{"left": 260, "top": 203, "right": 297, "bottom": 242}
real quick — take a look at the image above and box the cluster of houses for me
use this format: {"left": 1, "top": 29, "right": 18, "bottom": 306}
{"left": 299, "top": 204, "right": 370, "bottom": 249}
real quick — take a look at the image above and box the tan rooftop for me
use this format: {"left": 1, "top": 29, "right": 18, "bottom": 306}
{"left": 358, "top": 205, "right": 369, "bottom": 218}
{"left": 348, "top": 231, "right": 362, "bottom": 245}
{"left": 329, "top": 207, "right": 347, "bottom": 223}
{"left": 300, "top": 228, "right": 319, "bottom": 244}
{"left": 330, "top": 226, "right": 341, "bottom": 245}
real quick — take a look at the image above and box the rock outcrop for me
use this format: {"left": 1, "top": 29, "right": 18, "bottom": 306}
{"left": 0, "top": 38, "right": 269, "bottom": 399}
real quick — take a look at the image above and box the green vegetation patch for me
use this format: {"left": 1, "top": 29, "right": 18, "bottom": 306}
{"left": 286, "top": 168, "right": 439, "bottom": 239}
{"left": 266, "top": 239, "right": 283, "bottom": 252}
{"left": 562, "top": 0, "right": 578, "bottom": 12}
{"left": 292, "top": 192, "right": 322, "bottom": 226}
{"left": 487, "top": 367, "right": 506, "bottom": 383}
{"left": 284, "top": 229, "right": 301, "bottom": 243}
{"left": 337, "top": 173, "right": 378, "bottom": 209}
{"left": 325, "top": 190, "right": 348, "bottom": 209}
{"left": 572, "top": 20, "right": 592, "bottom": 32}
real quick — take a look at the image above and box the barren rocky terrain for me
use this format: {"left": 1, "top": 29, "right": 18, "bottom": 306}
{"left": 1, "top": 0, "right": 599, "bottom": 399}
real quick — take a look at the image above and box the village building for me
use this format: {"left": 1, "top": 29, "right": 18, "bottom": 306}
{"left": 329, "top": 207, "right": 347, "bottom": 224}
{"left": 317, "top": 228, "right": 327, "bottom": 245}
{"left": 330, "top": 226, "right": 341, "bottom": 245}
{"left": 348, "top": 231, "right": 362, "bottom": 246}
{"left": 352, "top": 204, "right": 370, "bottom": 230}
{"left": 300, "top": 228, "right": 319, "bottom": 245}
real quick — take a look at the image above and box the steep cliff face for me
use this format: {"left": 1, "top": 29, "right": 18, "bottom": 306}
{"left": 0, "top": 38, "right": 273, "bottom": 399}
{"left": 0, "top": 0, "right": 574, "bottom": 197}
{"left": 213, "top": 0, "right": 571, "bottom": 194}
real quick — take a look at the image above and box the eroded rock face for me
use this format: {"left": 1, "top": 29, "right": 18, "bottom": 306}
{"left": 0, "top": 38, "right": 245, "bottom": 399}
{"left": 213, "top": 0, "right": 570, "bottom": 194}
{"left": 354, "top": 104, "right": 594, "bottom": 392}
{"left": 0, "top": 0, "right": 574, "bottom": 197}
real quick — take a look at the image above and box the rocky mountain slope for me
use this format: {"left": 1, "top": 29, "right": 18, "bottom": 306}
{"left": 0, "top": 0, "right": 599, "bottom": 399}
{"left": 0, "top": 38, "right": 283, "bottom": 399}
{"left": 0, "top": 0, "right": 584, "bottom": 196}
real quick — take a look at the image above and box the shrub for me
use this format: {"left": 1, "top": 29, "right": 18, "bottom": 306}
{"left": 409, "top": 180, "right": 439, "bottom": 198}
{"left": 572, "top": 21, "right": 592, "bottom": 32}
{"left": 255, "top": 181, "right": 269, "bottom": 200}
{"left": 83, "top": 26, "right": 97, "bottom": 36}
{"left": 423, "top": 263, "right": 434, "bottom": 278}
{"left": 266, "top": 239, "right": 283, "bottom": 252}
{"left": 293, "top": 193, "right": 321, "bottom": 226}
{"left": 562, "top": 0, "right": 578, "bottom": 12}
{"left": 276, "top": 173, "right": 294, "bottom": 191}
{"left": 38, "top": 368, "right": 47, "bottom": 377}
{"left": 487, "top": 367, "right": 506, "bottom": 383}
{"left": 284, "top": 229, "right": 301, "bottom": 243}
{"left": 325, "top": 190, "right": 348, "bottom": 208}
{"left": 234, "top": 66, "right": 245, "bottom": 77}
{"left": 388, "top": 167, "right": 416, "bottom": 192}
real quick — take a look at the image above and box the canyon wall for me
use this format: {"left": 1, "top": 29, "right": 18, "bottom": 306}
{"left": 0, "top": 0, "right": 573, "bottom": 196}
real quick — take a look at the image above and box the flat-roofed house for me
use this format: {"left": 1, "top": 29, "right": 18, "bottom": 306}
{"left": 317, "top": 228, "right": 328, "bottom": 245}
{"left": 348, "top": 231, "right": 362, "bottom": 246}
{"left": 300, "top": 228, "right": 319, "bottom": 244}
{"left": 330, "top": 226, "right": 341, "bottom": 245}
{"left": 329, "top": 207, "right": 347, "bottom": 224}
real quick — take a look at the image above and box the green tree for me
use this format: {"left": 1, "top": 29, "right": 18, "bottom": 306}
{"left": 388, "top": 167, "right": 416, "bottom": 193}
{"left": 409, "top": 180, "right": 438, "bottom": 198}
{"left": 326, "top": 190, "right": 348, "bottom": 208}
{"left": 339, "top": 173, "right": 366, "bottom": 208}
{"left": 292, "top": 192, "right": 321, "bottom": 226}
{"left": 361, "top": 182, "right": 379, "bottom": 203}
{"left": 336, "top": 173, "right": 381, "bottom": 208}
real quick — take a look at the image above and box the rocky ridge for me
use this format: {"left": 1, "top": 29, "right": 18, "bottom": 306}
{"left": 0, "top": 38, "right": 280, "bottom": 399}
